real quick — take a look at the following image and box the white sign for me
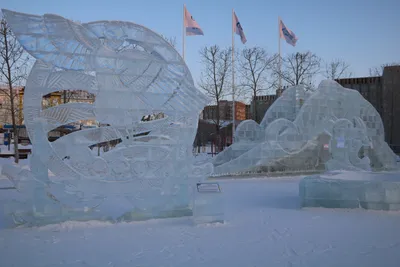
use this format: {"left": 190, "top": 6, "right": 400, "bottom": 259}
{"left": 337, "top": 141, "right": 345, "bottom": 148}
{"left": 197, "top": 183, "right": 221, "bottom": 193}
{"left": 336, "top": 137, "right": 345, "bottom": 148}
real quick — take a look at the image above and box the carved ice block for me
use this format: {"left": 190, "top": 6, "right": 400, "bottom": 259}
{"left": 300, "top": 171, "right": 400, "bottom": 210}
{"left": 212, "top": 80, "right": 399, "bottom": 175}
{"left": 192, "top": 182, "right": 224, "bottom": 224}
{"left": 1, "top": 9, "right": 212, "bottom": 226}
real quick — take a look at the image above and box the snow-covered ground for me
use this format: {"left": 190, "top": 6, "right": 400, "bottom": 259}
{"left": 0, "top": 144, "right": 32, "bottom": 154}
{"left": 1, "top": 174, "right": 400, "bottom": 267}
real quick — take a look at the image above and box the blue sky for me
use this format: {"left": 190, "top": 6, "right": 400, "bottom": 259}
{"left": 2, "top": 0, "right": 400, "bottom": 98}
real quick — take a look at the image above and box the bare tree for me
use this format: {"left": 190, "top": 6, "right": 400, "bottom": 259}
{"left": 0, "top": 19, "right": 30, "bottom": 163}
{"left": 274, "top": 51, "right": 321, "bottom": 91}
{"left": 160, "top": 34, "right": 177, "bottom": 49}
{"left": 369, "top": 62, "right": 400, "bottom": 77}
{"left": 239, "top": 47, "right": 276, "bottom": 122}
{"left": 198, "top": 45, "right": 232, "bottom": 150}
{"left": 323, "top": 59, "right": 352, "bottom": 80}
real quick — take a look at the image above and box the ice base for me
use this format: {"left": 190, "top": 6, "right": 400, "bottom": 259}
{"left": 299, "top": 171, "right": 400, "bottom": 210}
{"left": 4, "top": 203, "right": 193, "bottom": 228}
{"left": 192, "top": 183, "right": 224, "bottom": 224}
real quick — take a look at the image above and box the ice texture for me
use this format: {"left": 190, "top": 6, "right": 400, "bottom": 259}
{"left": 212, "top": 80, "right": 398, "bottom": 175}
{"left": 192, "top": 183, "right": 224, "bottom": 224}
{"left": 299, "top": 171, "right": 400, "bottom": 210}
{"left": 1, "top": 9, "right": 212, "bottom": 226}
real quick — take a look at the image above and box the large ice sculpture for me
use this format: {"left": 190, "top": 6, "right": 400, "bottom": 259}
{"left": 212, "top": 80, "right": 398, "bottom": 175}
{"left": 1, "top": 9, "right": 212, "bottom": 226}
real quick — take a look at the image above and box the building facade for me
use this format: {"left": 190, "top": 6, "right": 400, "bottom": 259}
{"left": 0, "top": 86, "right": 24, "bottom": 126}
{"left": 381, "top": 66, "right": 400, "bottom": 151}
{"left": 0, "top": 86, "right": 96, "bottom": 126}
{"left": 245, "top": 104, "right": 252, "bottom": 120}
{"left": 249, "top": 88, "right": 285, "bottom": 123}
{"left": 202, "top": 100, "right": 247, "bottom": 121}
{"left": 336, "top": 65, "right": 400, "bottom": 152}
{"left": 335, "top": 76, "right": 383, "bottom": 117}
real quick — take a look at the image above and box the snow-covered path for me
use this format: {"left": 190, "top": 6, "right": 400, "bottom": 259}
{"left": 1, "top": 177, "right": 400, "bottom": 267}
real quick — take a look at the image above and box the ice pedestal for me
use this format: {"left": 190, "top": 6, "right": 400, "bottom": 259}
{"left": 299, "top": 171, "right": 400, "bottom": 210}
{"left": 192, "top": 183, "right": 224, "bottom": 224}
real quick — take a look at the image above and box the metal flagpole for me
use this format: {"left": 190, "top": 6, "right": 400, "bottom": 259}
{"left": 183, "top": 4, "right": 186, "bottom": 61}
{"left": 278, "top": 16, "right": 282, "bottom": 91}
{"left": 232, "top": 9, "right": 235, "bottom": 145}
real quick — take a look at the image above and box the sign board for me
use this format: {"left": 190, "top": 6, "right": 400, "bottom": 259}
{"left": 337, "top": 141, "right": 345, "bottom": 148}
{"left": 197, "top": 183, "right": 221, "bottom": 193}
{"left": 323, "top": 144, "right": 329, "bottom": 150}
{"left": 336, "top": 137, "right": 345, "bottom": 148}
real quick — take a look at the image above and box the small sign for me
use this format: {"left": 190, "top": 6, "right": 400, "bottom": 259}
{"left": 197, "top": 183, "right": 221, "bottom": 193}
{"left": 336, "top": 137, "right": 345, "bottom": 148}
{"left": 323, "top": 144, "right": 329, "bottom": 150}
{"left": 337, "top": 141, "right": 345, "bottom": 148}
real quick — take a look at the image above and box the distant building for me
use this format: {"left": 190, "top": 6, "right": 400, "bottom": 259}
{"left": 42, "top": 90, "right": 95, "bottom": 105}
{"left": 198, "top": 100, "right": 248, "bottom": 149}
{"left": 336, "top": 65, "right": 400, "bottom": 152}
{"left": 202, "top": 100, "right": 247, "bottom": 121}
{"left": 245, "top": 104, "right": 252, "bottom": 120}
{"left": 249, "top": 88, "right": 285, "bottom": 123}
{"left": 335, "top": 76, "right": 383, "bottom": 117}
{"left": 0, "top": 86, "right": 96, "bottom": 126}
{"left": 0, "top": 86, "right": 24, "bottom": 125}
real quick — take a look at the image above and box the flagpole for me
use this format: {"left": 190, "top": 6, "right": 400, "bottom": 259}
{"left": 231, "top": 8, "right": 235, "bottom": 145}
{"left": 278, "top": 16, "right": 281, "bottom": 91}
{"left": 182, "top": 4, "right": 186, "bottom": 61}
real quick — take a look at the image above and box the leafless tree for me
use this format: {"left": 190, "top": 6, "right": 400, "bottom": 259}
{"left": 369, "top": 62, "right": 400, "bottom": 77}
{"left": 239, "top": 47, "right": 276, "bottom": 122}
{"left": 0, "top": 19, "right": 30, "bottom": 163}
{"left": 160, "top": 34, "right": 177, "bottom": 49}
{"left": 274, "top": 51, "right": 321, "bottom": 91}
{"left": 198, "top": 45, "right": 232, "bottom": 149}
{"left": 323, "top": 59, "right": 352, "bottom": 80}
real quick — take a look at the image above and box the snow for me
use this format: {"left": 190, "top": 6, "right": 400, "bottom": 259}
{"left": 1, "top": 174, "right": 400, "bottom": 267}
{"left": 0, "top": 144, "right": 32, "bottom": 152}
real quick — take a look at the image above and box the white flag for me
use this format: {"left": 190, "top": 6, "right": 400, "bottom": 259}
{"left": 279, "top": 19, "right": 298, "bottom": 46}
{"left": 233, "top": 11, "right": 246, "bottom": 44}
{"left": 184, "top": 6, "right": 204, "bottom": 36}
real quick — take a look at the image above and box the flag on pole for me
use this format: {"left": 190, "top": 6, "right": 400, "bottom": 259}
{"left": 279, "top": 19, "right": 298, "bottom": 46}
{"left": 184, "top": 6, "right": 204, "bottom": 36}
{"left": 233, "top": 11, "right": 246, "bottom": 44}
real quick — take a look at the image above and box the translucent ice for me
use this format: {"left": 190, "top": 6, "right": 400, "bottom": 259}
{"left": 212, "top": 80, "right": 398, "bottom": 175}
{"left": 299, "top": 171, "right": 400, "bottom": 210}
{"left": 1, "top": 9, "right": 212, "bottom": 226}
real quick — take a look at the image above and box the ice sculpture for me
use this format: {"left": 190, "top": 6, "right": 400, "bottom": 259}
{"left": 1, "top": 9, "right": 213, "bottom": 226}
{"left": 300, "top": 170, "right": 400, "bottom": 210}
{"left": 212, "top": 80, "right": 398, "bottom": 175}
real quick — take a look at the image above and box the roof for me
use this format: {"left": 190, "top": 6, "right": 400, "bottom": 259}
{"left": 0, "top": 85, "right": 24, "bottom": 91}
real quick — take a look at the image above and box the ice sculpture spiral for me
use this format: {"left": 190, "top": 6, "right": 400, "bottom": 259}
{"left": 212, "top": 80, "right": 398, "bottom": 175}
{"left": 1, "top": 9, "right": 212, "bottom": 225}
